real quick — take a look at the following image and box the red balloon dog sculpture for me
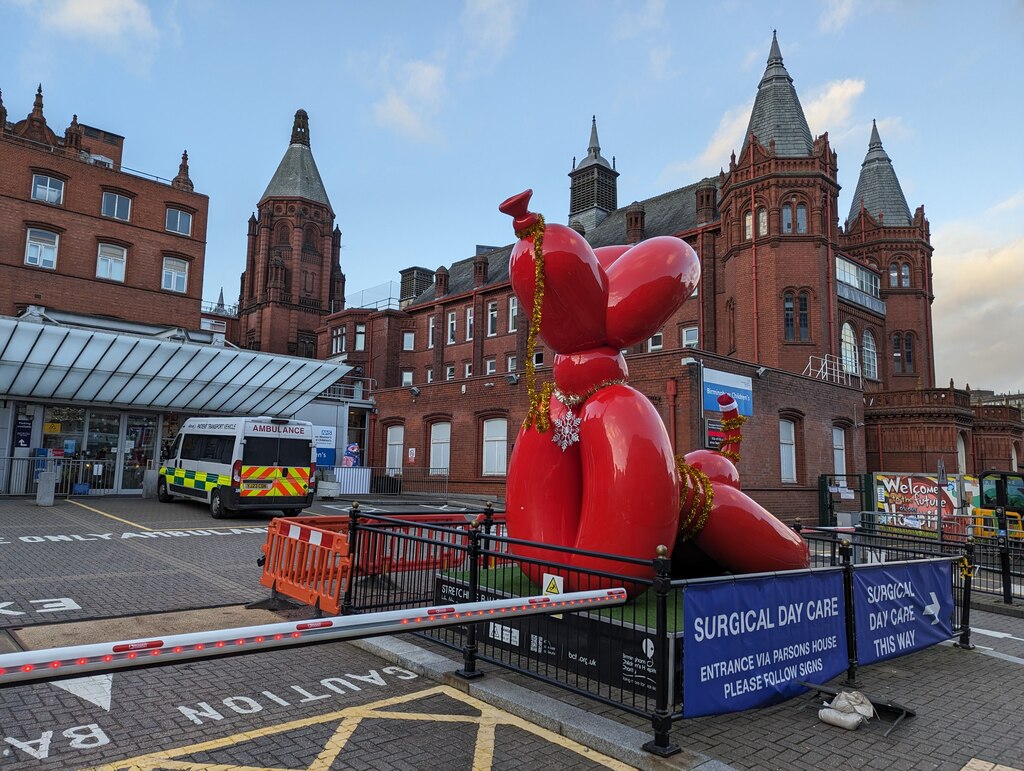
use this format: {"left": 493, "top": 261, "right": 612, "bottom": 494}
{"left": 499, "top": 190, "right": 808, "bottom": 595}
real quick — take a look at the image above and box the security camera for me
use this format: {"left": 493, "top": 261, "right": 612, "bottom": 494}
{"left": 409, "top": 386, "right": 421, "bottom": 397}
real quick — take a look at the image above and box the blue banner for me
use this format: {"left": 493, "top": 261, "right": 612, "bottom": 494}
{"left": 702, "top": 368, "right": 753, "bottom": 416}
{"left": 683, "top": 571, "right": 847, "bottom": 717}
{"left": 853, "top": 560, "right": 953, "bottom": 665}
{"left": 316, "top": 448, "right": 336, "bottom": 467}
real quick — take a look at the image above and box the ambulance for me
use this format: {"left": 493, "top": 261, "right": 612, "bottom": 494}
{"left": 158, "top": 416, "right": 316, "bottom": 518}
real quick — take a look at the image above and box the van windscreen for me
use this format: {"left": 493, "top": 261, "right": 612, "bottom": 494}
{"left": 243, "top": 437, "right": 311, "bottom": 467}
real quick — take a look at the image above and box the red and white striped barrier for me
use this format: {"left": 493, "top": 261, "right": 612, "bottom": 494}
{"left": 0, "top": 588, "right": 627, "bottom": 687}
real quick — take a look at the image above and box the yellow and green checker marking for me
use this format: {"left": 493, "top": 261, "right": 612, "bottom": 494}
{"left": 160, "top": 467, "right": 230, "bottom": 492}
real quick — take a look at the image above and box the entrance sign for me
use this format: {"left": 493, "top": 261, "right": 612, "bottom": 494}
{"left": 702, "top": 369, "right": 753, "bottom": 416}
{"left": 683, "top": 571, "right": 847, "bottom": 717}
{"left": 853, "top": 560, "right": 953, "bottom": 665}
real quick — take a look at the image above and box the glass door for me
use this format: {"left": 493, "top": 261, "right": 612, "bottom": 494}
{"left": 121, "top": 414, "right": 157, "bottom": 491}
{"left": 83, "top": 411, "right": 120, "bottom": 492}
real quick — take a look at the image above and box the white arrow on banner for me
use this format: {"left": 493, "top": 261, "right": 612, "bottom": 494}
{"left": 923, "top": 592, "right": 941, "bottom": 625}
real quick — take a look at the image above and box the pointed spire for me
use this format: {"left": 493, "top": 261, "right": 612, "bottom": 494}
{"left": 32, "top": 84, "right": 44, "bottom": 117}
{"left": 741, "top": 32, "right": 813, "bottom": 158}
{"left": 214, "top": 288, "right": 226, "bottom": 313}
{"left": 846, "top": 120, "right": 911, "bottom": 227}
{"left": 574, "top": 115, "right": 612, "bottom": 171}
{"left": 768, "top": 29, "right": 782, "bottom": 64}
{"left": 260, "top": 110, "right": 332, "bottom": 210}
{"left": 172, "top": 150, "right": 194, "bottom": 192}
{"left": 291, "top": 109, "right": 310, "bottom": 147}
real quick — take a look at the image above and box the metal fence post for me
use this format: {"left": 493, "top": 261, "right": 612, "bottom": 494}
{"left": 643, "top": 545, "right": 680, "bottom": 757}
{"left": 457, "top": 520, "right": 484, "bottom": 679}
{"left": 341, "top": 502, "right": 361, "bottom": 615}
{"left": 996, "top": 506, "right": 1013, "bottom": 605}
{"left": 955, "top": 537, "right": 975, "bottom": 650}
{"left": 840, "top": 539, "right": 861, "bottom": 688}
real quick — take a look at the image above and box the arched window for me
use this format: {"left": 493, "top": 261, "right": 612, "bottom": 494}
{"left": 482, "top": 418, "right": 508, "bottom": 476}
{"left": 841, "top": 322, "right": 859, "bottom": 374}
{"left": 276, "top": 224, "right": 290, "bottom": 245}
{"left": 957, "top": 433, "right": 968, "bottom": 474}
{"left": 798, "top": 291, "right": 810, "bottom": 341}
{"left": 889, "top": 263, "right": 899, "bottom": 287}
{"left": 429, "top": 421, "right": 451, "bottom": 475}
{"left": 757, "top": 207, "right": 768, "bottom": 236}
{"left": 832, "top": 426, "right": 847, "bottom": 477}
{"left": 385, "top": 425, "right": 404, "bottom": 475}
{"left": 903, "top": 333, "right": 914, "bottom": 372}
{"left": 796, "top": 203, "right": 808, "bottom": 233}
{"left": 862, "top": 329, "right": 878, "bottom": 380}
{"left": 782, "top": 204, "right": 793, "bottom": 234}
{"left": 901, "top": 263, "right": 911, "bottom": 287}
{"left": 1011, "top": 442, "right": 1019, "bottom": 472}
{"left": 743, "top": 211, "right": 752, "bottom": 240}
{"left": 779, "top": 418, "right": 798, "bottom": 483}
{"left": 783, "top": 292, "right": 795, "bottom": 341}
{"left": 892, "top": 333, "right": 903, "bottom": 373}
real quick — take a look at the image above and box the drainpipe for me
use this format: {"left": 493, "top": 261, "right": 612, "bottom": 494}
{"left": 825, "top": 194, "right": 836, "bottom": 356}
{"left": 666, "top": 379, "right": 677, "bottom": 454}
{"left": 751, "top": 187, "right": 759, "bottom": 361}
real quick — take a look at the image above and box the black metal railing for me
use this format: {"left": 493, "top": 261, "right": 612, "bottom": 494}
{"left": 332, "top": 507, "right": 978, "bottom": 756}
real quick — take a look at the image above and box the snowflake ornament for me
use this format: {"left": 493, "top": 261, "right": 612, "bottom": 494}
{"left": 552, "top": 410, "right": 581, "bottom": 451}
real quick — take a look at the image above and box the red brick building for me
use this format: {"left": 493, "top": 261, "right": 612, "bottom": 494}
{"left": 319, "top": 34, "right": 1020, "bottom": 512}
{"left": 236, "top": 110, "right": 344, "bottom": 357}
{"left": 0, "top": 86, "right": 208, "bottom": 328}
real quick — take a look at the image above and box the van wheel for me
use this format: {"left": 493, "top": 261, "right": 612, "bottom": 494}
{"left": 210, "top": 489, "right": 231, "bottom": 519}
{"left": 157, "top": 478, "right": 173, "bottom": 503}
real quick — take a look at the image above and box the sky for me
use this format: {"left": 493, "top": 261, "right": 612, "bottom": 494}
{"left": 2, "top": 0, "right": 1023, "bottom": 394}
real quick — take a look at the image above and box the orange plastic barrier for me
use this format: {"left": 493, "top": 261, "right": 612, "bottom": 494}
{"left": 258, "top": 517, "right": 352, "bottom": 615}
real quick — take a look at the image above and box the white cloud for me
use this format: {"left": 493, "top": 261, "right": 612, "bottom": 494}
{"left": 932, "top": 191, "right": 1024, "bottom": 393}
{"left": 613, "top": 0, "right": 665, "bottom": 40}
{"left": 648, "top": 44, "right": 673, "bottom": 81}
{"left": 803, "top": 78, "right": 865, "bottom": 137}
{"left": 460, "top": 0, "right": 522, "bottom": 64}
{"left": 657, "top": 99, "right": 752, "bottom": 183}
{"left": 371, "top": 59, "right": 447, "bottom": 144}
{"left": 818, "top": 0, "right": 855, "bottom": 33}
{"left": 38, "top": 0, "right": 157, "bottom": 44}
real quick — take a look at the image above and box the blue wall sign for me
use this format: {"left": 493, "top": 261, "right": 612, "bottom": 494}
{"left": 853, "top": 560, "right": 953, "bottom": 665}
{"left": 683, "top": 570, "right": 848, "bottom": 717}
{"left": 316, "top": 448, "right": 336, "bottom": 466}
{"left": 703, "top": 368, "right": 753, "bottom": 416}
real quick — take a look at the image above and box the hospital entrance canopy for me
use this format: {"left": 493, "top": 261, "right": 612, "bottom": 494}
{"left": 0, "top": 311, "right": 351, "bottom": 417}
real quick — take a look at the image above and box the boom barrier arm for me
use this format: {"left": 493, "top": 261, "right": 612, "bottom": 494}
{"left": 0, "top": 588, "right": 627, "bottom": 688}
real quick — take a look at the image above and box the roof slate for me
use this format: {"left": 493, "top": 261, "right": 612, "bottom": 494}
{"left": 741, "top": 32, "right": 813, "bottom": 158}
{"left": 846, "top": 121, "right": 911, "bottom": 227}
{"left": 406, "top": 179, "right": 717, "bottom": 307}
{"left": 260, "top": 142, "right": 333, "bottom": 210}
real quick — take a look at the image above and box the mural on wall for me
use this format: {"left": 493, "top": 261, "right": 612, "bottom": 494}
{"left": 499, "top": 190, "right": 808, "bottom": 595}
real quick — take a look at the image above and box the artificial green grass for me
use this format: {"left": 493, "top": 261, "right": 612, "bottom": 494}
{"left": 445, "top": 564, "right": 684, "bottom": 633}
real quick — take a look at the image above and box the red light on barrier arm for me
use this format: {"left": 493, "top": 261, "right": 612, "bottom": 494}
{"left": 0, "top": 587, "right": 628, "bottom": 687}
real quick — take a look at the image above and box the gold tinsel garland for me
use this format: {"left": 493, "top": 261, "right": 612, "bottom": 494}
{"left": 516, "top": 215, "right": 551, "bottom": 432}
{"left": 675, "top": 456, "right": 714, "bottom": 542}
{"left": 722, "top": 415, "right": 747, "bottom": 432}
{"left": 554, "top": 379, "right": 627, "bottom": 408}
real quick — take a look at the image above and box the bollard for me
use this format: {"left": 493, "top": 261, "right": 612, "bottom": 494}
{"left": 142, "top": 468, "right": 159, "bottom": 499}
{"left": 36, "top": 471, "right": 55, "bottom": 507}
